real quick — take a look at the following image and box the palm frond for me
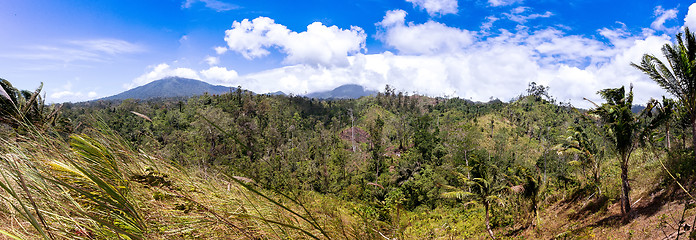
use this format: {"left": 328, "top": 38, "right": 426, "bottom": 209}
{"left": 441, "top": 190, "right": 474, "bottom": 200}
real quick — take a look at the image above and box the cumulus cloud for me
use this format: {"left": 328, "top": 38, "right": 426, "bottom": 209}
{"left": 651, "top": 6, "right": 678, "bottom": 32}
{"left": 481, "top": 16, "right": 499, "bottom": 31}
{"left": 204, "top": 56, "right": 219, "bottom": 66}
{"left": 130, "top": 7, "right": 675, "bottom": 108}
{"left": 127, "top": 63, "right": 201, "bottom": 89}
{"left": 132, "top": 22, "right": 669, "bottom": 108}
{"left": 214, "top": 46, "right": 228, "bottom": 54}
{"left": 503, "top": 7, "right": 553, "bottom": 24}
{"left": 200, "top": 66, "right": 239, "bottom": 84}
{"left": 685, "top": 3, "right": 696, "bottom": 30}
{"left": 377, "top": 10, "right": 475, "bottom": 55}
{"left": 223, "top": 17, "right": 366, "bottom": 67}
{"left": 529, "top": 29, "right": 614, "bottom": 66}
{"left": 50, "top": 90, "right": 81, "bottom": 99}
{"left": 488, "top": 0, "right": 523, "bottom": 7}
{"left": 49, "top": 81, "right": 98, "bottom": 102}
{"left": 404, "top": 0, "right": 458, "bottom": 16}
{"left": 127, "top": 63, "right": 239, "bottom": 89}
{"left": 230, "top": 19, "right": 670, "bottom": 108}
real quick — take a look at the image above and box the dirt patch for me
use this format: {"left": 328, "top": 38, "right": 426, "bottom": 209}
{"left": 512, "top": 183, "right": 696, "bottom": 240}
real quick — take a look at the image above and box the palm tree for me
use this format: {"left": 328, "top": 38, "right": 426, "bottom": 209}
{"left": 645, "top": 97, "right": 676, "bottom": 150}
{"left": 0, "top": 79, "right": 61, "bottom": 129}
{"left": 586, "top": 85, "right": 652, "bottom": 217}
{"left": 521, "top": 174, "right": 541, "bottom": 228}
{"left": 441, "top": 166, "right": 506, "bottom": 239}
{"left": 632, "top": 27, "right": 696, "bottom": 156}
{"left": 560, "top": 123, "right": 604, "bottom": 188}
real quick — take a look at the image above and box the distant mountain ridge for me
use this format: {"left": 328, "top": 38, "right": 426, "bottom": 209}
{"left": 100, "top": 77, "right": 374, "bottom": 101}
{"left": 305, "top": 84, "right": 376, "bottom": 99}
{"left": 100, "top": 77, "right": 234, "bottom": 100}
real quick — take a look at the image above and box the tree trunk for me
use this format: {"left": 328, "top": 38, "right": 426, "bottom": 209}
{"left": 485, "top": 203, "right": 496, "bottom": 239}
{"left": 620, "top": 154, "right": 631, "bottom": 217}
{"left": 666, "top": 123, "right": 671, "bottom": 150}
{"left": 532, "top": 199, "right": 538, "bottom": 229}
{"left": 593, "top": 158, "right": 600, "bottom": 186}
{"left": 691, "top": 117, "right": 696, "bottom": 159}
{"left": 465, "top": 150, "right": 471, "bottom": 192}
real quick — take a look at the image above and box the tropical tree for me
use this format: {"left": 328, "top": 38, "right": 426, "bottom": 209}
{"left": 441, "top": 163, "right": 507, "bottom": 239}
{"left": 632, "top": 27, "right": 696, "bottom": 156}
{"left": 586, "top": 85, "right": 652, "bottom": 217}
{"left": 559, "top": 122, "right": 605, "bottom": 191}
{"left": 645, "top": 97, "right": 676, "bottom": 150}
{"left": 521, "top": 174, "right": 541, "bottom": 228}
{"left": 0, "top": 79, "right": 61, "bottom": 129}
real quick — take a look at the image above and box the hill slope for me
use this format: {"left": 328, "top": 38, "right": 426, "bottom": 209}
{"left": 101, "top": 77, "right": 234, "bottom": 100}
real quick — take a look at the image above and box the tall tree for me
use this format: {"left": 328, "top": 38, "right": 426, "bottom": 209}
{"left": 368, "top": 116, "right": 384, "bottom": 180}
{"left": 645, "top": 97, "right": 676, "bottom": 150}
{"left": 560, "top": 122, "right": 604, "bottom": 188}
{"left": 632, "top": 27, "right": 696, "bottom": 156}
{"left": 586, "top": 86, "right": 651, "bottom": 217}
{"left": 441, "top": 159, "right": 506, "bottom": 239}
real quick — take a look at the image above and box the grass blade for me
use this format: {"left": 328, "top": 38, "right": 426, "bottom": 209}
{"left": 0, "top": 229, "right": 24, "bottom": 240}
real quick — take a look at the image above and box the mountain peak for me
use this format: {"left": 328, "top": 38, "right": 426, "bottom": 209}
{"left": 101, "top": 77, "right": 234, "bottom": 101}
{"left": 306, "top": 84, "right": 376, "bottom": 99}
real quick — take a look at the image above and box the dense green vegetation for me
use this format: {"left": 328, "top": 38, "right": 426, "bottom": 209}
{"left": 3, "top": 29, "right": 696, "bottom": 239}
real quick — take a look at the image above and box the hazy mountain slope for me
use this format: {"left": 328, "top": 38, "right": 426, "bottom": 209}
{"left": 101, "top": 77, "right": 234, "bottom": 100}
{"left": 305, "top": 84, "right": 376, "bottom": 99}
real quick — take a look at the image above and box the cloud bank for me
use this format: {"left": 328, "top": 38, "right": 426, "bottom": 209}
{"left": 220, "top": 17, "right": 366, "bottom": 67}
{"left": 130, "top": 4, "right": 696, "bottom": 108}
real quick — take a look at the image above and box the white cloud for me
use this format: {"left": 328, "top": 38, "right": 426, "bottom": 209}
{"left": 182, "top": 0, "right": 238, "bottom": 12}
{"left": 651, "top": 6, "right": 678, "bottom": 32}
{"left": 229, "top": 23, "right": 670, "bottom": 108}
{"left": 4, "top": 39, "right": 144, "bottom": 63}
{"left": 503, "top": 7, "right": 553, "bottom": 24}
{"left": 685, "top": 3, "right": 696, "bottom": 30}
{"left": 127, "top": 8, "right": 673, "bottom": 108}
{"left": 488, "top": 0, "right": 522, "bottom": 7}
{"left": 128, "top": 63, "right": 201, "bottom": 89}
{"left": 200, "top": 66, "right": 238, "bottom": 84}
{"left": 481, "top": 16, "right": 499, "bottom": 31}
{"left": 530, "top": 29, "right": 614, "bottom": 66}
{"left": 204, "top": 56, "right": 219, "bottom": 66}
{"left": 50, "top": 90, "right": 80, "bottom": 99}
{"left": 179, "top": 35, "right": 189, "bottom": 45}
{"left": 214, "top": 46, "right": 228, "bottom": 54}
{"left": 48, "top": 81, "right": 98, "bottom": 102}
{"left": 128, "top": 64, "right": 239, "bottom": 89}
{"left": 67, "top": 39, "right": 144, "bottom": 55}
{"left": 404, "top": 0, "right": 458, "bottom": 16}
{"left": 377, "top": 10, "right": 475, "bottom": 55}
{"left": 131, "top": 22, "right": 669, "bottom": 108}
{"left": 223, "top": 17, "right": 366, "bottom": 67}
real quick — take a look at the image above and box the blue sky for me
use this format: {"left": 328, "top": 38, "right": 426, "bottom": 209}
{"left": 1, "top": 0, "right": 694, "bottom": 107}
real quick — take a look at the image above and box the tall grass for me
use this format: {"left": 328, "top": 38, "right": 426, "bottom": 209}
{"left": 0, "top": 118, "right": 364, "bottom": 239}
{"left": 0, "top": 122, "right": 146, "bottom": 239}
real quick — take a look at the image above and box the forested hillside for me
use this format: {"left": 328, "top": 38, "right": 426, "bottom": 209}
{"left": 2, "top": 30, "right": 696, "bottom": 239}
{"left": 2, "top": 74, "right": 694, "bottom": 239}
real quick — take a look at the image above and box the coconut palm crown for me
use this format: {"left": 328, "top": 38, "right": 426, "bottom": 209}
{"left": 632, "top": 27, "right": 696, "bottom": 156}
